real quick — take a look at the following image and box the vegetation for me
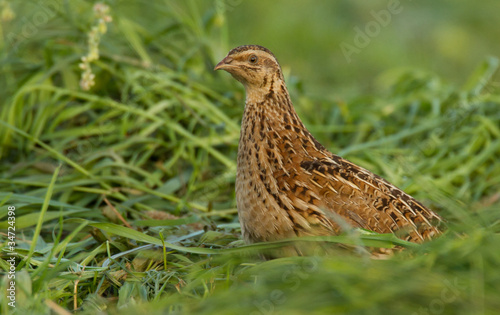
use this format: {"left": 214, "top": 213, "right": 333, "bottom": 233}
{"left": 1, "top": 1, "right": 499, "bottom": 314}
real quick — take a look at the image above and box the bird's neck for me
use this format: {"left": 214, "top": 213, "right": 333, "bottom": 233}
{"left": 240, "top": 74, "right": 316, "bottom": 153}
{"left": 239, "top": 74, "right": 326, "bottom": 163}
{"left": 242, "top": 75, "right": 300, "bottom": 131}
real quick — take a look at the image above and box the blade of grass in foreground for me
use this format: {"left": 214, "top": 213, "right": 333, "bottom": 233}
{"left": 0, "top": 120, "right": 90, "bottom": 178}
{"left": 0, "top": 210, "right": 87, "bottom": 229}
{"left": 18, "top": 164, "right": 61, "bottom": 270}
{"left": 90, "top": 222, "right": 418, "bottom": 257}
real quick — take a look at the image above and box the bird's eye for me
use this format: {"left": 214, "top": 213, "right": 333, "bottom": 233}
{"left": 248, "top": 55, "right": 258, "bottom": 64}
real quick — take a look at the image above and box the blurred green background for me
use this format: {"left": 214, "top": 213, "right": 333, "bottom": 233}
{"left": 0, "top": 1, "right": 499, "bottom": 314}
{"left": 226, "top": 1, "right": 500, "bottom": 95}
{"left": 3, "top": 1, "right": 500, "bottom": 98}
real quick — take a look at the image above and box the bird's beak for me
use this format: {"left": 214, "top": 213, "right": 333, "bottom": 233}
{"left": 214, "top": 56, "right": 234, "bottom": 71}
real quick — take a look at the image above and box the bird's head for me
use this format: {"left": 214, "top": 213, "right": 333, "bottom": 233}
{"left": 214, "top": 45, "right": 284, "bottom": 90}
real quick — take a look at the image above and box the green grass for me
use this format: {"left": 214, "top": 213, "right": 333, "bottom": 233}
{"left": 1, "top": 1, "right": 500, "bottom": 314}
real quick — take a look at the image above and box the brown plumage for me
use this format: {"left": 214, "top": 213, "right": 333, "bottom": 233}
{"left": 215, "top": 45, "right": 442, "bottom": 248}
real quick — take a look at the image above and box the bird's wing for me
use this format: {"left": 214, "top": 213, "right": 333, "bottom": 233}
{"left": 284, "top": 156, "right": 442, "bottom": 242}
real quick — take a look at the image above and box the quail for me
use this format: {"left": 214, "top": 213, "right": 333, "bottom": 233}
{"left": 215, "top": 45, "right": 442, "bottom": 248}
